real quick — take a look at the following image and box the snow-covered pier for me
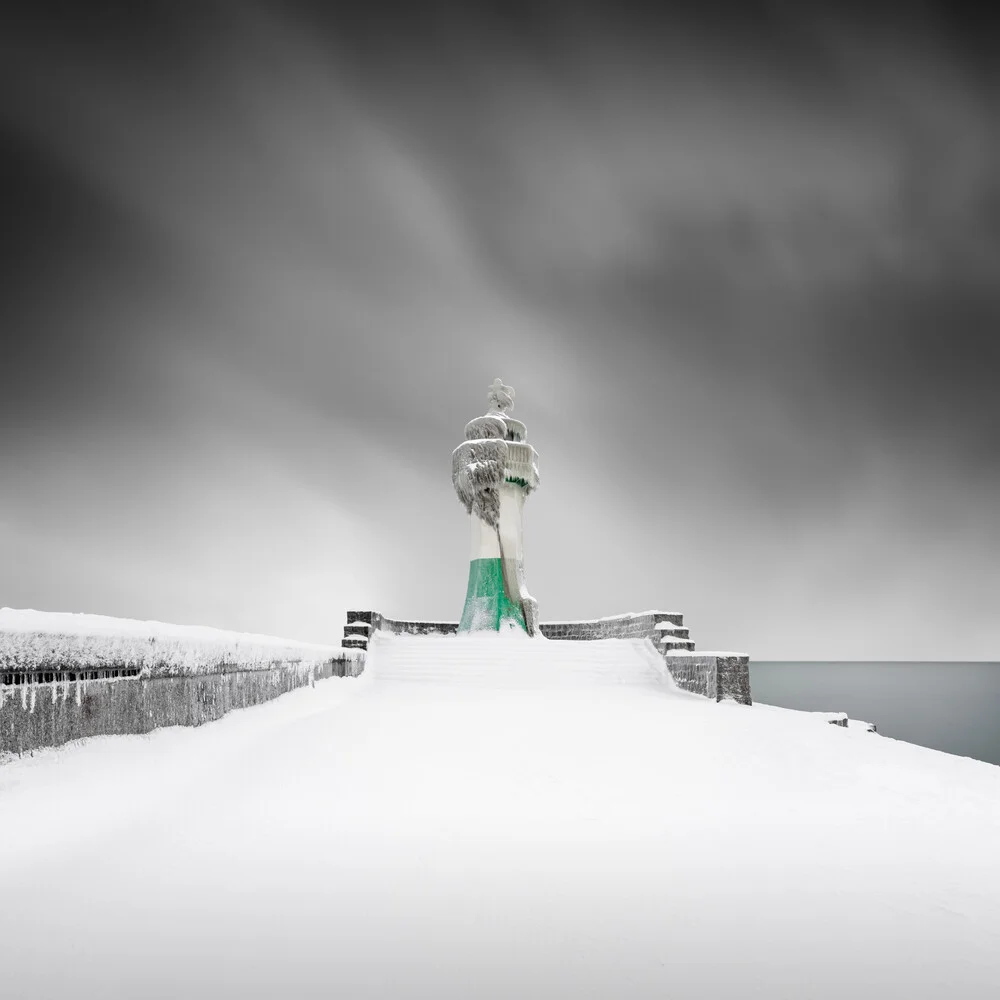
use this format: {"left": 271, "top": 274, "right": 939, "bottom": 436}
{"left": 1, "top": 630, "right": 998, "bottom": 999}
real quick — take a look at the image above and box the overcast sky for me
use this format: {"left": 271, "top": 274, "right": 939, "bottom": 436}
{"left": 1, "top": 1, "right": 998, "bottom": 659}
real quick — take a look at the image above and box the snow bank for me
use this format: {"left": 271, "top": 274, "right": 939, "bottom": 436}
{"left": 0, "top": 608, "right": 355, "bottom": 677}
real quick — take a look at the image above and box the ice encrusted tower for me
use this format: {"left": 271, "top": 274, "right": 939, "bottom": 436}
{"left": 453, "top": 378, "right": 540, "bottom": 635}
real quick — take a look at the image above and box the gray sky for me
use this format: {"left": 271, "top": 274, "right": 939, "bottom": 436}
{"left": 1, "top": 1, "right": 998, "bottom": 659}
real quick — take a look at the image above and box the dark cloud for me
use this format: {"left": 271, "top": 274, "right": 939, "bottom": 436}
{"left": 0, "top": 1, "right": 997, "bottom": 657}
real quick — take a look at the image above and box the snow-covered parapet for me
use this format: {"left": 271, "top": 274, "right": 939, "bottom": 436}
{"left": 542, "top": 611, "right": 689, "bottom": 647}
{"left": 0, "top": 608, "right": 353, "bottom": 679}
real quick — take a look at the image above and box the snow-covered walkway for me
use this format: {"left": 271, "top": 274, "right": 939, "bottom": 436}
{"left": 2, "top": 632, "right": 999, "bottom": 999}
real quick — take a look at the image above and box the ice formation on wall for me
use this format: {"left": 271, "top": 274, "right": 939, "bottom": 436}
{"left": 452, "top": 438, "right": 507, "bottom": 528}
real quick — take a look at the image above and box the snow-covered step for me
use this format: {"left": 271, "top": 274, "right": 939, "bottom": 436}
{"left": 655, "top": 624, "right": 690, "bottom": 640}
{"left": 661, "top": 638, "right": 695, "bottom": 650}
{"left": 367, "top": 632, "right": 674, "bottom": 690}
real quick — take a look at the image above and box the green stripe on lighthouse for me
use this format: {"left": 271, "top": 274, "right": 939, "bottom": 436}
{"left": 459, "top": 558, "right": 527, "bottom": 632}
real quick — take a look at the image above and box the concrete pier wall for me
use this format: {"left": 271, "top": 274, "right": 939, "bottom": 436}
{"left": 1, "top": 657, "right": 361, "bottom": 757}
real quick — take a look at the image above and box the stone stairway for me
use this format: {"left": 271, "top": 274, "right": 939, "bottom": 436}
{"left": 655, "top": 620, "right": 695, "bottom": 653}
{"left": 346, "top": 610, "right": 751, "bottom": 705}
{"left": 366, "top": 632, "right": 675, "bottom": 691}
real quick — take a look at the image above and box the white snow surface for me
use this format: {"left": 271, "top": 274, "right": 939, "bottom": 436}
{"left": 2, "top": 631, "right": 999, "bottom": 999}
{"left": 0, "top": 607, "right": 352, "bottom": 674}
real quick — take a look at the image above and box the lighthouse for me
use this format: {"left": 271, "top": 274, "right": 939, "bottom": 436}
{"left": 452, "top": 378, "right": 540, "bottom": 635}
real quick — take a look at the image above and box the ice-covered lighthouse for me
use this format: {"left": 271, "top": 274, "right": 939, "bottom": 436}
{"left": 453, "top": 378, "right": 540, "bottom": 635}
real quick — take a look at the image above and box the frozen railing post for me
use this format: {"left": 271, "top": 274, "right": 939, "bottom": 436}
{"left": 452, "top": 378, "right": 540, "bottom": 635}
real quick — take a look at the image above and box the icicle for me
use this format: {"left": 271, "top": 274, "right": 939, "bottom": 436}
{"left": 51, "top": 682, "right": 57, "bottom": 704}
{"left": 29, "top": 684, "right": 37, "bottom": 714}
{"left": 75, "top": 677, "right": 82, "bottom": 707}
{"left": 21, "top": 684, "right": 27, "bottom": 711}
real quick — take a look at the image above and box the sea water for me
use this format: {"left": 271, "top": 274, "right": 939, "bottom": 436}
{"left": 750, "top": 661, "right": 1000, "bottom": 766}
